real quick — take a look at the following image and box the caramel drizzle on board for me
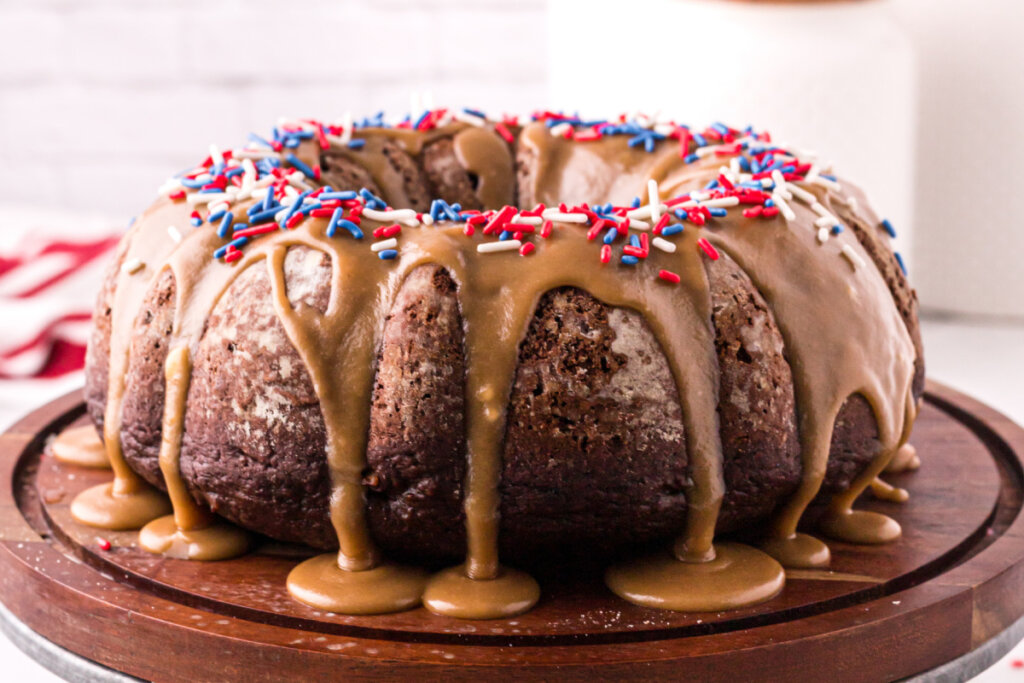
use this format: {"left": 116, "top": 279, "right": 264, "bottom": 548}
{"left": 66, "top": 120, "right": 918, "bottom": 618}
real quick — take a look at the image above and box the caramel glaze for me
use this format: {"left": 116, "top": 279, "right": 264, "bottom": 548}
{"left": 51, "top": 425, "right": 110, "bottom": 470}
{"left": 74, "top": 118, "right": 920, "bottom": 618}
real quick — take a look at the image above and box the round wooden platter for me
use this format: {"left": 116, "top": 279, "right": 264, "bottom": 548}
{"left": 0, "top": 382, "right": 1023, "bottom": 681}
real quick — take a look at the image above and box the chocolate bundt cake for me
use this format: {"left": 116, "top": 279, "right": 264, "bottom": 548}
{"left": 72, "top": 109, "right": 923, "bottom": 618}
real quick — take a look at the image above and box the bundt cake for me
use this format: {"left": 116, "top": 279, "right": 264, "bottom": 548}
{"left": 66, "top": 109, "right": 923, "bottom": 619}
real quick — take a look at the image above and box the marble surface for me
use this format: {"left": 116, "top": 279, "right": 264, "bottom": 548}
{"left": 0, "top": 315, "right": 1021, "bottom": 681}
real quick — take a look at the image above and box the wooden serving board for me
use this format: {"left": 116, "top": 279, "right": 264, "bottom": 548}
{"left": 0, "top": 381, "right": 1022, "bottom": 681}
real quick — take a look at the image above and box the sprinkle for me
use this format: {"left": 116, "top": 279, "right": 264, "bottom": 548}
{"left": 772, "top": 194, "right": 796, "bottom": 221}
{"left": 477, "top": 240, "right": 522, "bottom": 253}
{"left": 697, "top": 237, "right": 719, "bottom": 260}
{"left": 662, "top": 224, "right": 684, "bottom": 237}
{"left": 647, "top": 179, "right": 661, "bottom": 223}
{"left": 285, "top": 152, "right": 317, "bottom": 180}
{"left": 378, "top": 249, "right": 398, "bottom": 260}
{"left": 371, "top": 238, "right": 398, "bottom": 252}
{"left": 121, "top": 258, "right": 144, "bottom": 275}
{"left": 894, "top": 251, "right": 908, "bottom": 275}
{"left": 621, "top": 254, "right": 640, "bottom": 265}
{"left": 658, "top": 269, "right": 681, "bottom": 284}
{"left": 540, "top": 220, "right": 553, "bottom": 238}
{"left": 217, "top": 212, "right": 234, "bottom": 238}
{"left": 841, "top": 244, "right": 866, "bottom": 270}
{"left": 167, "top": 225, "right": 182, "bottom": 244}
{"left": 652, "top": 236, "right": 676, "bottom": 253}
{"left": 519, "top": 242, "right": 535, "bottom": 256}
{"left": 817, "top": 227, "right": 829, "bottom": 244}
{"left": 347, "top": 139, "right": 366, "bottom": 149}
{"left": 96, "top": 537, "right": 111, "bottom": 551}
{"left": 600, "top": 244, "right": 611, "bottom": 264}
{"left": 881, "top": 218, "right": 897, "bottom": 238}
{"left": 495, "top": 122, "right": 515, "bottom": 143}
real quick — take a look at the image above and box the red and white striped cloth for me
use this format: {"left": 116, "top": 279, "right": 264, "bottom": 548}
{"left": 0, "top": 208, "right": 120, "bottom": 380}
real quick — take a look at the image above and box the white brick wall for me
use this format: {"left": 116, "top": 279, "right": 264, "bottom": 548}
{"left": 0, "top": 0, "right": 547, "bottom": 216}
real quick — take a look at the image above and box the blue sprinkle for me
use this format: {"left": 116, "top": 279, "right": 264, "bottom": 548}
{"left": 705, "top": 179, "right": 719, "bottom": 190}
{"left": 284, "top": 137, "right": 301, "bottom": 149}
{"left": 284, "top": 190, "right": 313, "bottom": 224}
{"left": 285, "top": 152, "right": 317, "bottom": 180}
{"left": 190, "top": 216, "right": 202, "bottom": 228}
{"left": 684, "top": 153, "right": 699, "bottom": 164}
{"left": 709, "top": 208, "right": 727, "bottom": 217}
{"left": 603, "top": 227, "right": 618, "bottom": 244}
{"left": 692, "top": 133, "right": 707, "bottom": 147}
{"left": 337, "top": 219, "right": 363, "bottom": 239}
{"left": 248, "top": 133, "right": 274, "bottom": 149}
{"left": 180, "top": 177, "right": 207, "bottom": 189}
{"left": 629, "top": 234, "right": 641, "bottom": 248}
{"left": 319, "top": 191, "right": 357, "bottom": 201}
{"left": 820, "top": 173, "right": 837, "bottom": 182}
{"left": 673, "top": 208, "right": 688, "bottom": 221}
{"left": 738, "top": 156, "right": 751, "bottom": 172}
{"left": 217, "top": 212, "right": 233, "bottom": 238}
{"left": 430, "top": 199, "right": 444, "bottom": 221}
{"left": 248, "top": 206, "right": 280, "bottom": 225}
{"left": 831, "top": 224, "right": 844, "bottom": 235}
{"left": 347, "top": 139, "right": 366, "bottom": 149}
{"left": 881, "top": 218, "right": 897, "bottom": 238}
{"left": 213, "top": 236, "right": 248, "bottom": 259}
{"left": 621, "top": 255, "right": 640, "bottom": 266}
{"left": 359, "top": 187, "right": 386, "bottom": 210}
{"left": 630, "top": 197, "right": 641, "bottom": 208}
{"left": 764, "top": 199, "right": 775, "bottom": 208}
{"left": 894, "top": 251, "right": 907, "bottom": 275}
{"left": 325, "top": 207, "right": 343, "bottom": 237}
{"left": 499, "top": 230, "right": 513, "bottom": 241}
{"left": 209, "top": 209, "right": 226, "bottom": 223}
{"left": 662, "top": 224, "right": 684, "bottom": 237}
{"left": 413, "top": 110, "right": 431, "bottom": 129}
{"left": 378, "top": 249, "right": 398, "bottom": 260}
{"left": 463, "top": 107, "right": 486, "bottom": 118}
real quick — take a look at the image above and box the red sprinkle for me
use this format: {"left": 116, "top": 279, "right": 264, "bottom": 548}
{"left": 743, "top": 206, "right": 763, "bottom": 218}
{"left": 225, "top": 249, "right": 244, "bottom": 264}
{"left": 373, "top": 224, "right": 402, "bottom": 239}
{"left": 653, "top": 213, "right": 671, "bottom": 235}
{"left": 599, "top": 244, "right": 611, "bottom": 264}
{"left": 494, "top": 122, "right": 515, "bottom": 143}
{"left": 285, "top": 212, "right": 304, "bottom": 229}
{"left": 540, "top": 220, "right": 553, "bottom": 238}
{"left": 463, "top": 223, "right": 475, "bottom": 237}
{"left": 1012, "top": 659, "right": 1024, "bottom": 669}
{"left": 762, "top": 206, "right": 781, "bottom": 218}
{"left": 96, "top": 537, "right": 111, "bottom": 551}
{"left": 697, "top": 237, "right": 719, "bottom": 260}
{"left": 168, "top": 190, "right": 185, "bottom": 201}
{"left": 519, "top": 242, "right": 535, "bottom": 256}
{"left": 658, "top": 269, "right": 681, "bottom": 284}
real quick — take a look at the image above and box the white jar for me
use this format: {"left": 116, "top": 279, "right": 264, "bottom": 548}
{"left": 893, "top": 0, "right": 1024, "bottom": 318}
{"left": 547, "top": 0, "right": 916, "bottom": 268}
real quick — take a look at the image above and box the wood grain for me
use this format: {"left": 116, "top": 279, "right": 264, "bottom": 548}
{"left": 0, "top": 381, "right": 1021, "bottom": 681}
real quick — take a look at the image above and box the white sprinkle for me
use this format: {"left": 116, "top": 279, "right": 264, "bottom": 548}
{"left": 811, "top": 202, "right": 831, "bottom": 217}
{"left": 626, "top": 204, "right": 667, "bottom": 220}
{"left": 652, "top": 237, "right": 676, "bottom": 253}
{"left": 730, "top": 157, "right": 741, "bottom": 175}
{"left": 805, "top": 162, "right": 821, "bottom": 183}
{"left": 454, "top": 111, "right": 487, "bottom": 128}
{"left": 628, "top": 218, "right": 652, "bottom": 231}
{"left": 362, "top": 208, "right": 417, "bottom": 222}
{"left": 690, "top": 190, "right": 712, "bottom": 202}
{"left": 647, "top": 179, "right": 661, "bottom": 223}
{"left": 811, "top": 176, "right": 841, "bottom": 192}
{"left": 787, "top": 183, "right": 816, "bottom": 204}
{"left": 541, "top": 210, "right": 588, "bottom": 224}
{"left": 815, "top": 215, "right": 837, "bottom": 229}
{"left": 816, "top": 227, "right": 829, "bottom": 244}
{"left": 339, "top": 112, "right": 353, "bottom": 145}
{"left": 653, "top": 123, "right": 676, "bottom": 137}
{"left": 841, "top": 244, "right": 866, "bottom": 270}
{"left": 208, "top": 201, "right": 230, "bottom": 216}
{"left": 121, "top": 258, "right": 144, "bottom": 275}
{"left": 549, "top": 122, "right": 573, "bottom": 138}
{"left": 771, "top": 169, "right": 787, "bottom": 192}
{"left": 235, "top": 149, "right": 280, "bottom": 160}
{"left": 701, "top": 196, "right": 740, "bottom": 209}
{"left": 696, "top": 145, "right": 717, "bottom": 158}
{"left": 186, "top": 192, "right": 226, "bottom": 205}
{"left": 371, "top": 238, "right": 398, "bottom": 252}
{"left": 421, "top": 213, "right": 434, "bottom": 226}
{"left": 478, "top": 240, "right": 521, "bottom": 253}
{"left": 510, "top": 215, "right": 543, "bottom": 226}
{"left": 772, "top": 193, "right": 796, "bottom": 221}
{"left": 209, "top": 144, "right": 224, "bottom": 166}
{"left": 167, "top": 225, "right": 182, "bottom": 244}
